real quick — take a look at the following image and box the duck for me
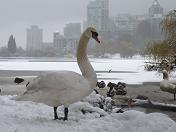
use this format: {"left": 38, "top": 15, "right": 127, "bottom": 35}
{"left": 160, "top": 69, "right": 176, "bottom": 100}
{"left": 14, "top": 27, "right": 100, "bottom": 120}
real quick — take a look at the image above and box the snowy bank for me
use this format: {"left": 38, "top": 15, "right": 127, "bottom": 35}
{"left": 0, "top": 95, "right": 176, "bottom": 132}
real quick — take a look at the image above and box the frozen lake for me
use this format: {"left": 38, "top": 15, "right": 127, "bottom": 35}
{"left": 0, "top": 58, "right": 163, "bottom": 84}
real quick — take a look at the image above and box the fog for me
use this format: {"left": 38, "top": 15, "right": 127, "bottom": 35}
{"left": 0, "top": 0, "right": 175, "bottom": 48}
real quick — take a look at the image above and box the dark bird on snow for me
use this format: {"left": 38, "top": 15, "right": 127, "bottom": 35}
{"left": 14, "top": 77, "right": 24, "bottom": 84}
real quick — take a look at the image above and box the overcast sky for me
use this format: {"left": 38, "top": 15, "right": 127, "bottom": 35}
{"left": 0, "top": 0, "right": 175, "bottom": 48}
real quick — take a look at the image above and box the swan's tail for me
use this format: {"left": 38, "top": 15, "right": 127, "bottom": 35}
{"left": 11, "top": 94, "right": 24, "bottom": 101}
{"left": 11, "top": 92, "right": 35, "bottom": 101}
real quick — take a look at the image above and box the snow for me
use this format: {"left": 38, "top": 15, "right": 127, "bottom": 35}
{"left": 0, "top": 58, "right": 176, "bottom": 131}
{"left": 0, "top": 58, "right": 163, "bottom": 84}
{"left": 0, "top": 95, "right": 176, "bottom": 132}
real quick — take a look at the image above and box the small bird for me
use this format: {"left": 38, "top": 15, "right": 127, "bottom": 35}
{"left": 14, "top": 77, "right": 24, "bottom": 84}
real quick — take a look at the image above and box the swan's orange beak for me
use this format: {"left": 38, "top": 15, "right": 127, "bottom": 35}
{"left": 92, "top": 31, "right": 100, "bottom": 43}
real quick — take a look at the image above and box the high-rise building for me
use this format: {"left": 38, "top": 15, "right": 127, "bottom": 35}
{"left": 26, "top": 25, "right": 43, "bottom": 51}
{"left": 149, "top": 0, "right": 164, "bottom": 18}
{"left": 53, "top": 32, "right": 66, "bottom": 52}
{"left": 113, "top": 14, "right": 143, "bottom": 33}
{"left": 64, "top": 23, "right": 81, "bottom": 38}
{"left": 53, "top": 32, "right": 79, "bottom": 56}
{"left": 148, "top": 0, "right": 164, "bottom": 40}
{"left": 134, "top": 0, "right": 164, "bottom": 49}
{"left": 86, "top": 0, "right": 109, "bottom": 32}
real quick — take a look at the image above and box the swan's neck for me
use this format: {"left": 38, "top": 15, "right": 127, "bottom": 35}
{"left": 77, "top": 33, "right": 97, "bottom": 88}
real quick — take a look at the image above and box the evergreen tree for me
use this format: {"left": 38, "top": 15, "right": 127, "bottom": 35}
{"left": 8, "top": 35, "right": 16, "bottom": 54}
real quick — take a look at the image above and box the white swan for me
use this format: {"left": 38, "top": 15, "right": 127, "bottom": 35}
{"left": 14, "top": 27, "right": 100, "bottom": 120}
{"left": 160, "top": 70, "right": 176, "bottom": 100}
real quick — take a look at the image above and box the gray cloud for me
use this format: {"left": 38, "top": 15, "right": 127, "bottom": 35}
{"left": 0, "top": 0, "right": 175, "bottom": 48}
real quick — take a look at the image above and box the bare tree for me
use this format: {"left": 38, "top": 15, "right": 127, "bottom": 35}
{"left": 161, "top": 10, "right": 176, "bottom": 47}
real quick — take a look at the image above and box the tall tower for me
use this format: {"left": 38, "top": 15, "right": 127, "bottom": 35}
{"left": 147, "top": 0, "right": 164, "bottom": 41}
{"left": 87, "top": 0, "right": 109, "bottom": 32}
{"left": 149, "top": 0, "right": 164, "bottom": 18}
{"left": 26, "top": 25, "right": 43, "bottom": 51}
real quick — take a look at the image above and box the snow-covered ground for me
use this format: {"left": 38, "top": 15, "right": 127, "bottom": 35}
{"left": 0, "top": 58, "right": 164, "bottom": 84}
{"left": 0, "top": 58, "right": 176, "bottom": 132}
{"left": 0, "top": 94, "right": 176, "bottom": 132}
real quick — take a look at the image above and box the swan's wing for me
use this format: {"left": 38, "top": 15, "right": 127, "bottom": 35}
{"left": 14, "top": 71, "right": 91, "bottom": 106}
{"left": 25, "top": 71, "right": 90, "bottom": 94}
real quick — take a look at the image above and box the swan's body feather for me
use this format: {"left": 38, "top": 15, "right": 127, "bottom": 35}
{"left": 160, "top": 80, "right": 176, "bottom": 93}
{"left": 15, "top": 71, "right": 91, "bottom": 106}
{"left": 160, "top": 70, "right": 176, "bottom": 94}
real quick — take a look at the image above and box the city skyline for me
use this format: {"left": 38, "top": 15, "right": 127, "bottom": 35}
{"left": 0, "top": 0, "right": 175, "bottom": 48}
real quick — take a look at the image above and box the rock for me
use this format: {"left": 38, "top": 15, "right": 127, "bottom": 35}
{"left": 104, "top": 97, "right": 113, "bottom": 112}
{"left": 116, "top": 89, "right": 127, "bottom": 95}
{"left": 97, "top": 81, "right": 106, "bottom": 88}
